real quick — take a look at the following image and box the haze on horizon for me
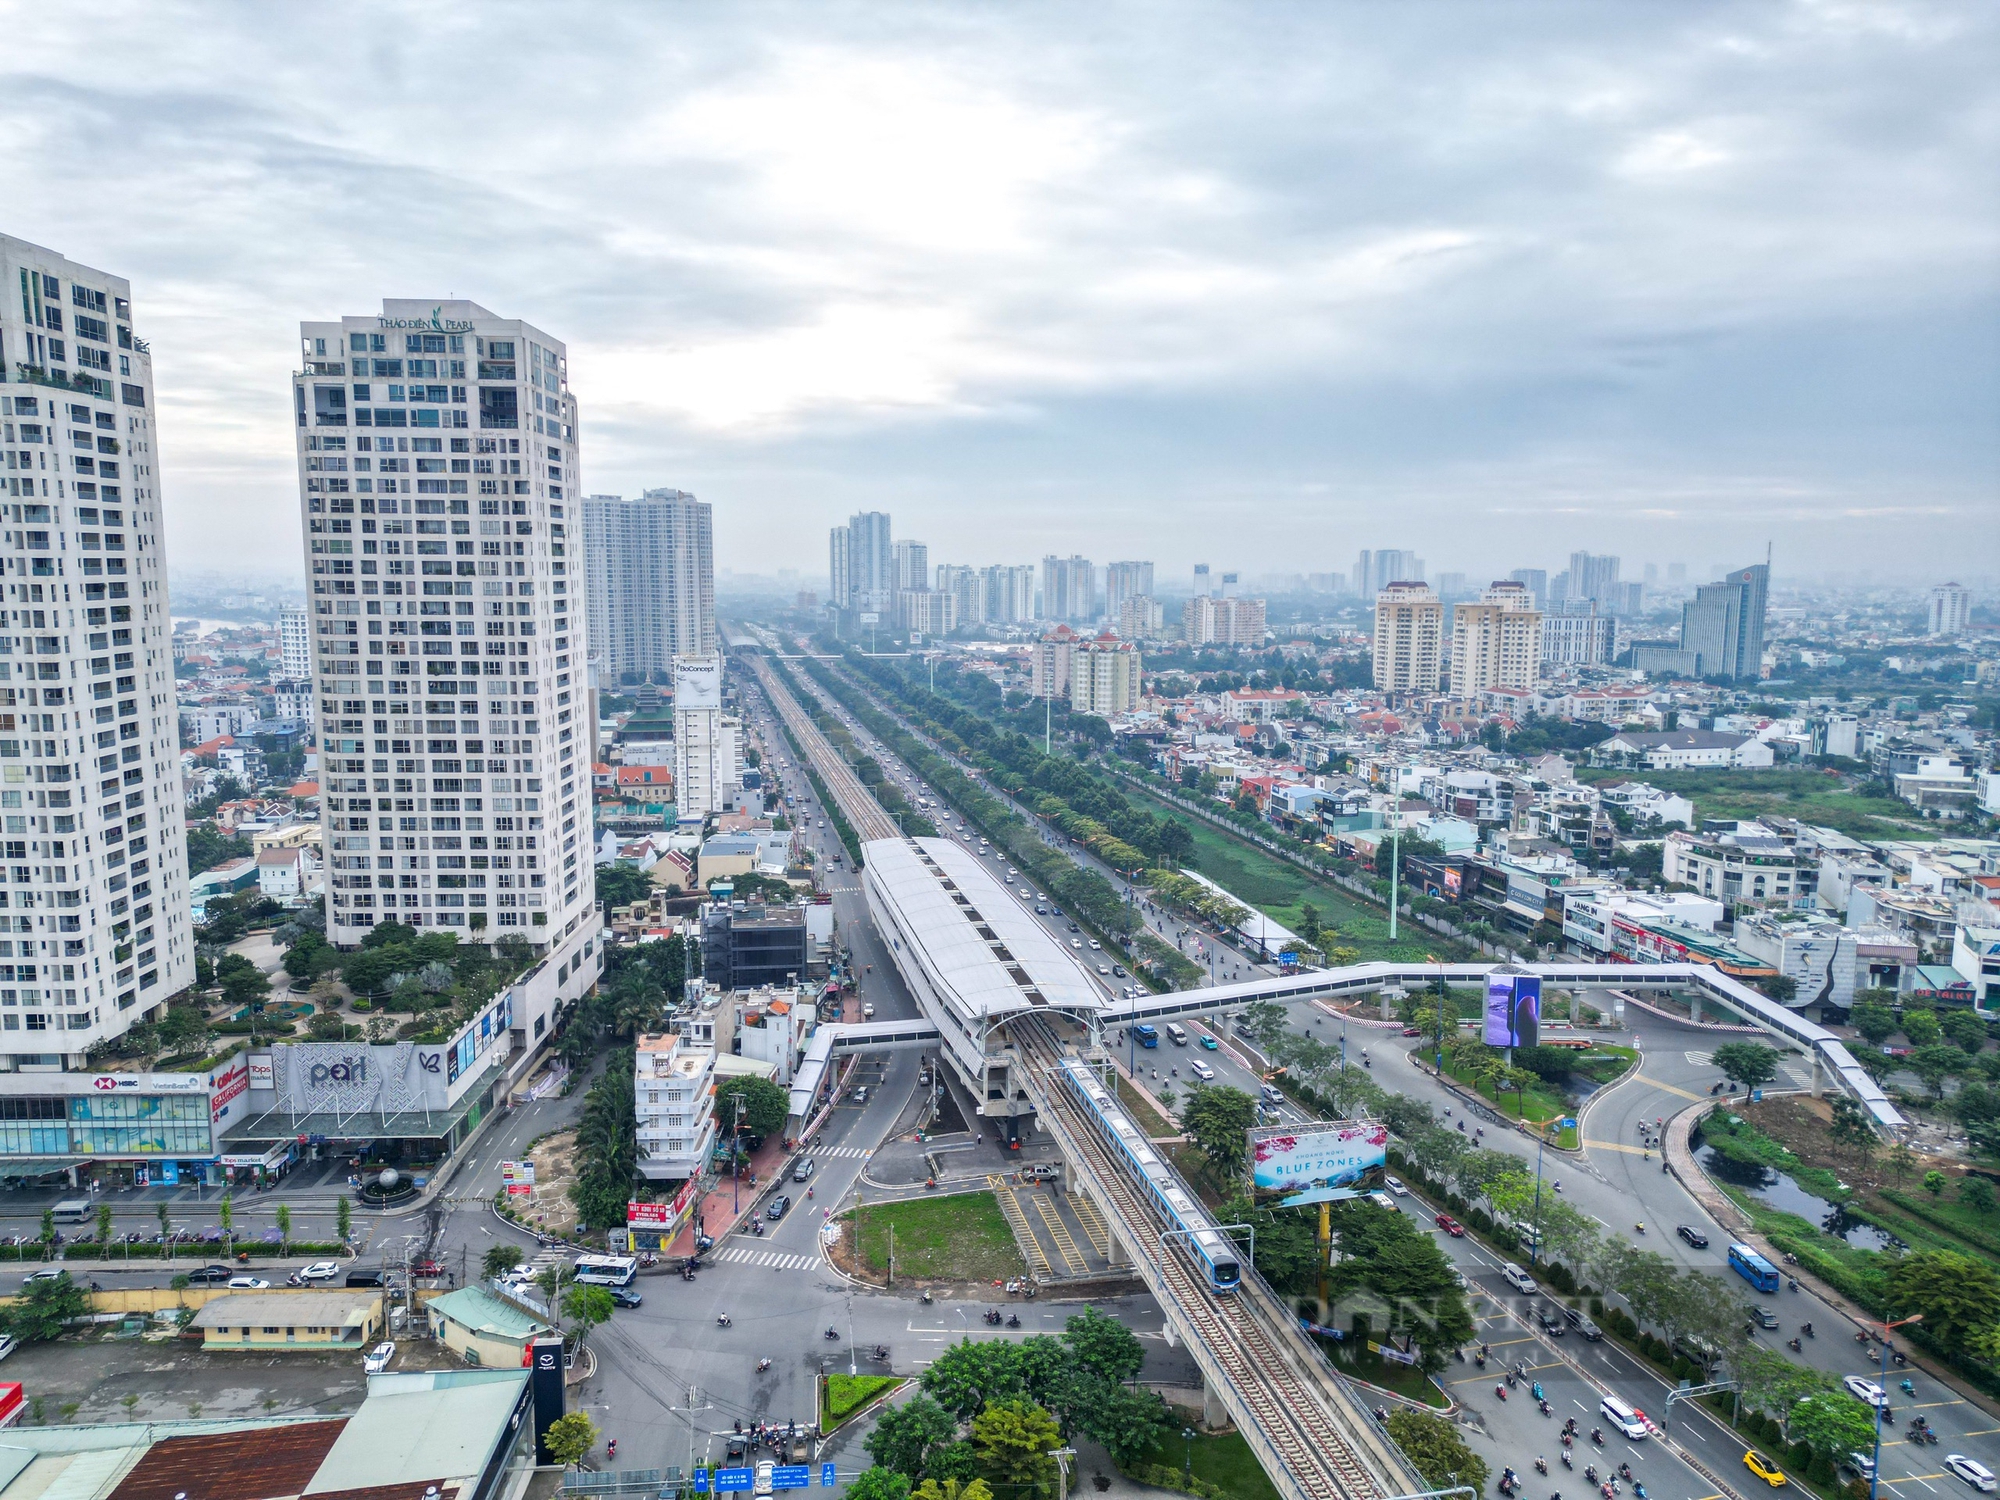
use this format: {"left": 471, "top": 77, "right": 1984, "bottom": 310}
{"left": 5, "top": 1, "right": 1996, "bottom": 587}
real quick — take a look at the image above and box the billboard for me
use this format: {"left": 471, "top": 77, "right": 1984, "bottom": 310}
{"left": 1485, "top": 973, "right": 1541, "bottom": 1048}
{"left": 673, "top": 654, "right": 724, "bottom": 711}
{"left": 502, "top": 1160, "right": 536, "bottom": 1197}
{"left": 1248, "top": 1122, "right": 1388, "bottom": 1208}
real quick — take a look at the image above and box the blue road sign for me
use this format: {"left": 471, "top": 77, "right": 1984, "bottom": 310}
{"left": 1750, "top": 1089, "right": 1763, "bottom": 1103}
{"left": 821, "top": 1465, "right": 837, "bottom": 1488}
{"left": 773, "top": 1467, "right": 811, "bottom": 1490}
{"left": 715, "top": 1470, "right": 755, "bottom": 1493}
{"left": 1560, "top": 1117, "right": 1576, "bottom": 1130}
{"left": 693, "top": 1473, "right": 710, "bottom": 1494}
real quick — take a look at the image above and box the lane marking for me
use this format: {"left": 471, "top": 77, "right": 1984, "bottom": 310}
{"left": 1633, "top": 1075, "right": 1710, "bottom": 1104}
{"left": 1582, "top": 1140, "right": 1654, "bottom": 1156}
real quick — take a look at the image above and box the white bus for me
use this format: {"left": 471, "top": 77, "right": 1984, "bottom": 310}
{"left": 572, "top": 1253, "right": 638, "bottom": 1288}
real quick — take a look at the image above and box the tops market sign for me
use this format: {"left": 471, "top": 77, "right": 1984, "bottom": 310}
{"left": 376, "top": 307, "right": 474, "bottom": 333}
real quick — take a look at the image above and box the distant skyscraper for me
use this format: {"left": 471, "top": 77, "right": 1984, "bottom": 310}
{"left": 1193, "top": 563, "right": 1212, "bottom": 598}
{"left": 1183, "top": 595, "right": 1266, "bottom": 646}
{"left": 1667, "top": 562, "right": 1688, "bottom": 584}
{"left": 1434, "top": 571, "right": 1470, "bottom": 601}
{"left": 1636, "top": 562, "right": 1769, "bottom": 681}
{"left": 936, "top": 564, "right": 985, "bottom": 626}
{"left": 827, "top": 525, "right": 852, "bottom": 609}
{"left": 1566, "top": 552, "right": 1621, "bottom": 607}
{"left": 1643, "top": 562, "right": 1659, "bottom": 585}
{"left": 0, "top": 233, "right": 193, "bottom": 1064}
{"left": 1451, "top": 582, "right": 1542, "bottom": 692}
{"left": 1928, "top": 583, "right": 1971, "bottom": 638}
{"left": 1041, "top": 555, "right": 1096, "bottom": 622}
{"left": 582, "top": 488, "right": 715, "bottom": 682}
{"left": 983, "top": 564, "right": 1037, "bottom": 624}
{"left": 844, "top": 511, "right": 894, "bottom": 612}
{"left": 1508, "top": 569, "right": 1548, "bottom": 609}
{"left": 1104, "top": 561, "right": 1154, "bottom": 621}
{"left": 1355, "top": 549, "right": 1423, "bottom": 598}
{"left": 1541, "top": 602, "right": 1615, "bottom": 666}
{"left": 1219, "top": 571, "right": 1239, "bottom": 599}
{"left": 1373, "top": 582, "right": 1444, "bottom": 693}
{"left": 280, "top": 604, "right": 312, "bottom": 680}
{"left": 1117, "top": 596, "right": 1165, "bottom": 640}
{"left": 1071, "top": 636, "right": 1142, "bottom": 717}
{"left": 892, "top": 539, "right": 929, "bottom": 595}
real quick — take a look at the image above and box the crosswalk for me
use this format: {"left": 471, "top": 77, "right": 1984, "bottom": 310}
{"left": 714, "top": 1246, "right": 822, "bottom": 1271}
{"left": 1686, "top": 1051, "right": 1713, "bottom": 1066}
{"left": 810, "top": 1145, "right": 870, "bottom": 1159}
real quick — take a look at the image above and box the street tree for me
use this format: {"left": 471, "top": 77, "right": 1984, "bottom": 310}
{"left": 276, "top": 1204, "right": 292, "bottom": 1251}
{"left": 1908, "top": 1045, "right": 1965, "bottom": 1102}
{"left": 713, "top": 1075, "right": 790, "bottom": 1139}
{"left": 1384, "top": 1409, "right": 1488, "bottom": 1495}
{"left": 1826, "top": 1096, "right": 1877, "bottom": 1164}
{"left": 561, "top": 1283, "right": 615, "bottom": 1351}
{"left": 911, "top": 1481, "right": 993, "bottom": 1500}
{"left": 1063, "top": 1305, "right": 1145, "bottom": 1385}
{"left": 336, "top": 1195, "right": 353, "bottom": 1243}
{"left": 483, "top": 1244, "right": 526, "bottom": 1281}
{"left": 922, "top": 1338, "right": 1024, "bottom": 1422}
{"left": 1849, "top": 1005, "right": 1898, "bottom": 1045}
{"left": 1073, "top": 1381, "right": 1169, "bottom": 1466}
{"left": 1901, "top": 1009, "right": 1942, "bottom": 1049}
{"left": 1786, "top": 1392, "right": 1879, "bottom": 1463}
{"left": 95, "top": 1203, "right": 113, "bottom": 1248}
{"left": 1886, "top": 1251, "right": 2000, "bottom": 1354}
{"left": 1735, "top": 1346, "right": 1831, "bottom": 1423}
{"left": 5, "top": 1274, "right": 88, "bottom": 1344}
{"left": 1240, "top": 1000, "right": 1289, "bottom": 1055}
{"left": 1710, "top": 1043, "right": 1782, "bottom": 1090}
{"left": 846, "top": 1471, "right": 913, "bottom": 1500}
{"left": 866, "top": 1393, "right": 959, "bottom": 1478}
{"left": 1180, "top": 1084, "right": 1257, "bottom": 1187}
{"left": 971, "top": 1397, "right": 1062, "bottom": 1500}
{"left": 542, "top": 1412, "right": 598, "bottom": 1467}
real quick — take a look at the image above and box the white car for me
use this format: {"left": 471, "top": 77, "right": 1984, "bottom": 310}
{"left": 0, "top": 1334, "right": 16, "bottom": 1362}
{"left": 226, "top": 1275, "right": 270, "bottom": 1290}
{"left": 755, "top": 1461, "right": 776, "bottom": 1497}
{"left": 293, "top": 1261, "right": 341, "bottom": 1285}
{"left": 1385, "top": 1176, "right": 1408, "bottom": 1196}
{"left": 1946, "top": 1456, "right": 1996, "bottom": 1493}
{"left": 1189, "top": 1061, "right": 1216, "bottom": 1081}
{"left": 364, "top": 1341, "right": 396, "bottom": 1374}
{"left": 862, "top": 1003, "right": 875, "bottom": 1018}
{"left": 1501, "top": 1263, "right": 1540, "bottom": 1294}
{"left": 1842, "top": 1375, "right": 1891, "bottom": 1410}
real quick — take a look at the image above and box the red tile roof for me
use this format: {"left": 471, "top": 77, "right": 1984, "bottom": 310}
{"left": 107, "top": 1419, "right": 348, "bottom": 1500}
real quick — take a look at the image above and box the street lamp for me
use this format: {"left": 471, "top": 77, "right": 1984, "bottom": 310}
{"left": 1182, "top": 1427, "right": 1195, "bottom": 1490}
{"left": 1866, "top": 1313, "right": 1922, "bottom": 1500}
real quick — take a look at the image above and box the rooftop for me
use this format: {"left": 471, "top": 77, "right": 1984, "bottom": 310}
{"left": 190, "top": 1291, "right": 381, "bottom": 1330}
{"left": 425, "top": 1285, "right": 552, "bottom": 1341}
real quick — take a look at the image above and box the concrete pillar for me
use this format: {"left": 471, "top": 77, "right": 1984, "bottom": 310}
{"left": 1688, "top": 989, "right": 1703, "bottom": 1024}
{"left": 1202, "top": 1374, "right": 1227, "bottom": 1430}
{"left": 1810, "top": 1047, "right": 1825, "bottom": 1099}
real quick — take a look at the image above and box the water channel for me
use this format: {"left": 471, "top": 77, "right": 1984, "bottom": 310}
{"left": 1693, "top": 1142, "right": 1902, "bottom": 1251}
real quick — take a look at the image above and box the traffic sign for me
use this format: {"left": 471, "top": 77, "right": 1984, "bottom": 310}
{"left": 693, "top": 1472, "right": 710, "bottom": 1493}
{"left": 715, "top": 1469, "right": 755, "bottom": 1493}
{"left": 821, "top": 1465, "right": 837, "bottom": 1488}
{"left": 773, "top": 1467, "right": 811, "bottom": 1489}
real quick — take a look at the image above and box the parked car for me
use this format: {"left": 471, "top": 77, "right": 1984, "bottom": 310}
{"left": 862, "top": 1003, "right": 875, "bottom": 1018}
{"left": 1677, "top": 1225, "right": 1711, "bottom": 1249}
{"left": 227, "top": 1276, "right": 270, "bottom": 1290}
{"left": 364, "top": 1341, "right": 396, "bottom": 1374}
{"left": 1433, "top": 1214, "right": 1465, "bottom": 1237}
{"left": 610, "top": 1288, "right": 644, "bottom": 1309}
{"left": 1742, "top": 1450, "right": 1788, "bottom": 1488}
{"left": 1945, "top": 1456, "right": 1997, "bottom": 1493}
{"left": 1019, "top": 1163, "right": 1060, "bottom": 1182}
{"left": 767, "top": 1195, "right": 792, "bottom": 1220}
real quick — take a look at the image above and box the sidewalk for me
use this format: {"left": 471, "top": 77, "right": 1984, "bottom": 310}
{"left": 665, "top": 1133, "right": 795, "bottom": 1256}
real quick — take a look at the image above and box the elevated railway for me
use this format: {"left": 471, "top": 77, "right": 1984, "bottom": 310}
{"left": 744, "top": 653, "right": 901, "bottom": 843}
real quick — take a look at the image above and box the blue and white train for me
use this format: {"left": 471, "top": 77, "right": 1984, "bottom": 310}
{"left": 1054, "top": 1055, "right": 1242, "bottom": 1293}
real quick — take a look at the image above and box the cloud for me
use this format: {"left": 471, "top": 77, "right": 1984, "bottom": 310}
{"left": 0, "top": 0, "right": 1992, "bottom": 582}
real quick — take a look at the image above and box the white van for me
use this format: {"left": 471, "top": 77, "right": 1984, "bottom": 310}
{"left": 1599, "top": 1395, "right": 1650, "bottom": 1440}
{"left": 1501, "top": 1263, "right": 1539, "bottom": 1294}
{"left": 1165, "top": 1023, "right": 1188, "bottom": 1046}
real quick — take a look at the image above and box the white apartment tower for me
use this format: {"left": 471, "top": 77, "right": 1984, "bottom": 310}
{"left": 672, "top": 653, "right": 741, "bottom": 821}
{"left": 1071, "top": 635, "right": 1142, "bottom": 717}
{"left": 580, "top": 488, "right": 715, "bottom": 683}
{"left": 1372, "top": 581, "right": 1444, "bottom": 693}
{"left": 1451, "top": 581, "right": 1543, "bottom": 692}
{"left": 1103, "top": 561, "right": 1154, "bottom": 622}
{"left": 292, "top": 299, "right": 601, "bottom": 986}
{"left": 279, "top": 605, "right": 312, "bottom": 680}
{"left": 0, "top": 235, "right": 194, "bottom": 1066}
{"left": 1928, "top": 583, "right": 1971, "bottom": 638}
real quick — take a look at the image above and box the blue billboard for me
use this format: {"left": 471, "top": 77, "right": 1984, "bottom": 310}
{"left": 1484, "top": 973, "right": 1541, "bottom": 1048}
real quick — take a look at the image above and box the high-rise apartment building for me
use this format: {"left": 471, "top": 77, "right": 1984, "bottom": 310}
{"left": 891, "top": 540, "right": 929, "bottom": 595}
{"left": 1434, "top": 571, "right": 1470, "bottom": 602}
{"left": 845, "top": 512, "right": 893, "bottom": 613}
{"left": 1355, "top": 549, "right": 1423, "bottom": 598}
{"left": 1116, "top": 596, "right": 1165, "bottom": 641}
{"left": 1103, "top": 561, "right": 1154, "bottom": 622}
{"left": 1192, "top": 564, "right": 1212, "bottom": 598}
{"left": 1182, "top": 595, "right": 1266, "bottom": 646}
{"left": 581, "top": 488, "right": 714, "bottom": 683}
{"left": 827, "top": 526, "right": 851, "bottom": 609}
{"left": 1030, "top": 625, "right": 1078, "bottom": 697}
{"left": 280, "top": 605, "right": 312, "bottom": 680}
{"left": 935, "top": 565, "right": 985, "bottom": 627}
{"left": 1928, "top": 583, "right": 1971, "bottom": 638}
{"left": 981, "top": 565, "right": 1036, "bottom": 625}
{"left": 1563, "top": 552, "right": 1620, "bottom": 607}
{"left": 293, "top": 298, "right": 601, "bottom": 987}
{"left": 1450, "top": 581, "right": 1542, "bottom": 692}
{"left": 1507, "top": 569, "right": 1548, "bottom": 608}
{"left": 897, "top": 590, "right": 955, "bottom": 637}
{"left": 1040, "top": 555, "right": 1095, "bottom": 622}
{"left": 1634, "top": 562, "right": 1769, "bottom": 681}
{"left": 0, "top": 235, "right": 194, "bottom": 1066}
{"left": 672, "top": 654, "right": 740, "bottom": 820}
{"left": 1071, "top": 635, "right": 1142, "bottom": 717}
{"left": 1372, "top": 582, "right": 1444, "bottom": 693}
{"left": 1541, "top": 602, "right": 1615, "bottom": 666}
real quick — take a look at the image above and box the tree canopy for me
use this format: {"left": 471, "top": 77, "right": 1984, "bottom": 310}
{"left": 713, "top": 1075, "right": 790, "bottom": 1139}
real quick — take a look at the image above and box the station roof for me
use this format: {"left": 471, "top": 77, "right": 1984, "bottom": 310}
{"left": 863, "top": 837, "right": 1105, "bottom": 1024}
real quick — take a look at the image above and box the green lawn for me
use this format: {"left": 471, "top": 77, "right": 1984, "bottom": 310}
{"left": 1434, "top": 1050, "right": 1582, "bottom": 1147}
{"left": 1320, "top": 1341, "right": 1453, "bottom": 1408}
{"left": 1139, "top": 792, "right": 1452, "bottom": 963}
{"left": 845, "top": 1193, "right": 1025, "bottom": 1283}
{"left": 821, "top": 1374, "right": 900, "bottom": 1430}
{"left": 1127, "top": 1420, "right": 1284, "bottom": 1500}
{"left": 1573, "top": 767, "right": 1936, "bottom": 842}
{"left": 1117, "top": 1073, "right": 1179, "bottom": 1137}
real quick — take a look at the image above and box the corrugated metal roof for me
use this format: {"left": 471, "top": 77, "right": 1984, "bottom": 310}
{"left": 105, "top": 1420, "right": 346, "bottom": 1500}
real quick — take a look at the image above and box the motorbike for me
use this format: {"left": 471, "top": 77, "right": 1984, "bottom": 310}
{"left": 824, "top": 1327, "right": 840, "bottom": 1340}
{"left": 1893, "top": 1351, "right": 1909, "bottom": 1368}
{"left": 752, "top": 1220, "right": 763, "bottom": 1236}
{"left": 1802, "top": 1323, "right": 1814, "bottom": 1338}
{"left": 1633, "top": 1486, "right": 1647, "bottom": 1500}
{"left": 1536, "top": 1459, "right": 1549, "bottom": 1476}
{"left": 1783, "top": 1252, "right": 1799, "bottom": 1265}
{"left": 1561, "top": 1452, "right": 1573, "bottom": 1471}
{"left": 1591, "top": 1429, "right": 1604, "bottom": 1448}
{"left": 1584, "top": 1466, "right": 1598, "bottom": 1487}
{"left": 1006, "top": 1314, "right": 1021, "bottom": 1329}
{"left": 718, "top": 1314, "right": 733, "bottom": 1327}
{"left": 1787, "top": 1277, "right": 1797, "bottom": 1292}
{"left": 1787, "top": 1338, "right": 1802, "bottom": 1353}
{"left": 1532, "top": 1382, "right": 1545, "bottom": 1402}
{"left": 757, "top": 1359, "right": 772, "bottom": 1372}
{"left": 607, "top": 1440, "right": 617, "bottom": 1459}
{"left": 1856, "top": 1331, "right": 1872, "bottom": 1345}
{"left": 1619, "top": 1464, "right": 1632, "bottom": 1482}
{"left": 1899, "top": 1379, "right": 1915, "bottom": 1396}
{"left": 1561, "top": 1434, "right": 1574, "bottom": 1449}
{"left": 1455, "top": 1348, "right": 1467, "bottom": 1363}
{"left": 1540, "top": 1400, "right": 1553, "bottom": 1417}
{"left": 985, "top": 1310, "right": 1004, "bottom": 1325}
{"left": 1506, "top": 1371, "right": 1519, "bottom": 1388}
{"left": 1634, "top": 1222, "right": 1645, "bottom": 1234}
{"left": 1496, "top": 1384, "right": 1508, "bottom": 1401}
{"left": 872, "top": 1345, "right": 890, "bottom": 1361}
{"left": 1475, "top": 1352, "right": 1488, "bottom": 1368}
{"left": 922, "top": 1290, "right": 933, "bottom": 1304}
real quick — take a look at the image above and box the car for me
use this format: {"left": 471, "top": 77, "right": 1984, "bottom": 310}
{"left": 184, "top": 1264, "right": 235, "bottom": 1285}
{"left": 755, "top": 1461, "right": 776, "bottom": 1497}
{"left": 1677, "top": 1225, "right": 1711, "bottom": 1249}
{"left": 862, "top": 1003, "right": 875, "bottom": 1018}
{"left": 1749, "top": 1306, "right": 1779, "bottom": 1330}
{"left": 0, "top": 1334, "right": 14, "bottom": 1363}
{"left": 347, "top": 1270, "right": 386, "bottom": 1288}
{"left": 1088, "top": 940, "right": 1102, "bottom": 951}
{"left": 1071, "top": 939, "right": 1083, "bottom": 949}
{"left": 1842, "top": 1376, "right": 1891, "bottom": 1410}
{"left": 794, "top": 1158, "right": 816, "bottom": 1182}
{"left": 851, "top": 1086, "right": 869, "bottom": 1104}
{"left": 610, "top": 1288, "right": 644, "bottom": 1309}
{"left": 1097, "top": 964, "right": 1112, "bottom": 976}
{"left": 290, "top": 1261, "right": 341, "bottom": 1286}
{"left": 1561, "top": 1306, "right": 1602, "bottom": 1339}
{"left": 1385, "top": 1176, "right": 1408, "bottom": 1196}
{"left": 1050, "top": 908, "right": 1063, "bottom": 918}
{"left": 364, "top": 1341, "right": 396, "bottom": 1375}
{"left": 1742, "top": 1450, "right": 1788, "bottom": 1488}
{"left": 1019, "top": 1162, "right": 1060, "bottom": 1182}
{"left": 1433, "top": 1213, "right": 1465, "bottom": 1237}
{"left": 1190, "top": 1061, "right": 1216, "bottom": 1081}
{"left": 411, "top": 1259, "right": 443, "bottom": 1278}
{"left": 1112, "top": 965, "right": 1128, "bottom": 978}
{"left": 1366, "top": 1190, "right": 1400, "bottom": 1212}
{"left": 1946, "top": 1456, "right": 1997, "bottom": 1493}
{"left": 1537, "top": 1306, "right": 1567, "bottom": 1336}
{"left": 1501, "top": 1263, "right": 1539, "bottom": 1294}
{"left": 767, "top": 1195, "right": 792, "bottom": 1220}
{"left": 1035, "top": 906, "right": 1048, "bottom": 915}
{"left": 1067, "top": 922, "right": 1079, "bottom": 932}
{"left": 1842, "top": 1453, "right": 1877, "bottom": 1482}
{"left": 21, "top": 1268, "right": 66, "bottom": 1287}
{"left": 1199, "top": 1034, "right": 1218, "bottom": 1050}
{"left": 726, "top": 1434, "right": 750, "bottom": 1463}
{"left": 1005, "top": 875, "right": 1015, "bottom": 884}
{"left": 226, "top": 1275, "right": 270, "bottom": 1290}
{"left": 1401, "top": 1026, "right": 1423, "bottom": 1036}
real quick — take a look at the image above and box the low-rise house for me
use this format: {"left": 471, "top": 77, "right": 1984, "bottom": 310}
{"left": 636, "top": 1028, "right": 719, "bottom": 1183}
{"left": 1592, "top": 728, "right": 1775, "bottom": 770}
{"left": 427, "top": 1284, "right": 554, "bottom": 1367}
{"left": 257, "top": 844, "right": 321, "bottom": 904}
{"left": 190, "top": 1290, "right": 383, "bottom": 1351}
{"left": 1663, "top": 821, "right": 1813, "bottom": 910}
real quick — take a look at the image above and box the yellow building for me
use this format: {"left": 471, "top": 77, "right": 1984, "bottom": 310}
{"left": 190, "top": 1289, "right": 383, "bottom": 1351}
{"left": 1451, "top": 581, "right": 1544, "bottom": 692}
{"left": 1373, "top": 582, "right": 1444, "bottom": 693}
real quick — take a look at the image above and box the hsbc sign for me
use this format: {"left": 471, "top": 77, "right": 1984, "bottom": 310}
{"left": 90, "top": 1076, "right": 137, "bottom": 1091}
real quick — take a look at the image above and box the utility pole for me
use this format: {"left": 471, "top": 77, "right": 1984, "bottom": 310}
{"left": 1387, "top": 824, "right": 1403, "bottom": 941}
{"left": 674, "top": 1383, "right": 714, "bottom": 1481}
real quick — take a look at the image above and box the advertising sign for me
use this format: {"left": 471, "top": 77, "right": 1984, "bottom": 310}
{"left": 1443, "top": 868, "right": 1462, "bottom": 897}
{"left": 1248, "top": 1122, "right": 1388, "bottom": 1208}
{"left": 1484, "top": 973, "right": 1541, "bottom": 1049}
{"left": 502, "top": 1160, "right": 536, "bottom": 1198}
{"left": 247, "top": 1054, "right": 274, "bottom": 1089}
{"left": 210, "top": 1060, "right": 250, "bottom": 1121}
{"left": 626, "top": 1200, "right": 672, "bottom": 1225}
{"left": 674, "top": 655, "right": 724, "bottom": 711}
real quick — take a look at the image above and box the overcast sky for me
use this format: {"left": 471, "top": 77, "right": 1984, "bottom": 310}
{"left": 6, "top": 1, "right": 1995, "bottom": 589}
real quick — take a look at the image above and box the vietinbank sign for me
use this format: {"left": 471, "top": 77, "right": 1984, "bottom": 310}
{"left": 377, "top": 307, "right": 473, "bottom": 332}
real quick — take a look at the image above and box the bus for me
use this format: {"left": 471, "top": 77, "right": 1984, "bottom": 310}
{"left": 1131, "top": 1024, "right": 1159, "bottom": 1049}
{"left": 1727, "top": 1243, "right": 1779, "bottom": 1293}
{"left": 573, "top": 1253, "right": 639, "bottom": 1288}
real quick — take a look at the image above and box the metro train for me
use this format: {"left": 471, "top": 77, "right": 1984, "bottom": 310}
{"left": 1054, "top": 1055, "right": 1242, "bottom": 1293}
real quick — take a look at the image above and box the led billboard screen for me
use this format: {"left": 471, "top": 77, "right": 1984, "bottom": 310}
{"left": 1484, "top": 973, "right": 1541, "bottom": 1048}
{"left": 1248, "top": 1122, "right": 1389, "bottom": 1208}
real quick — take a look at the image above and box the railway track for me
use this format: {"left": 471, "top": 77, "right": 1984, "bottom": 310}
{"left": 745, "top": 653, "right": 902, "bottom": 843}
{"left": 1013, "top": 1015, "right": 1409, "bottom": 1500}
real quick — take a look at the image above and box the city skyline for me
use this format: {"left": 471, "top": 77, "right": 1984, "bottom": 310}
{"left": 2, "top": 4, "right": 1993, "bottom": 585}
